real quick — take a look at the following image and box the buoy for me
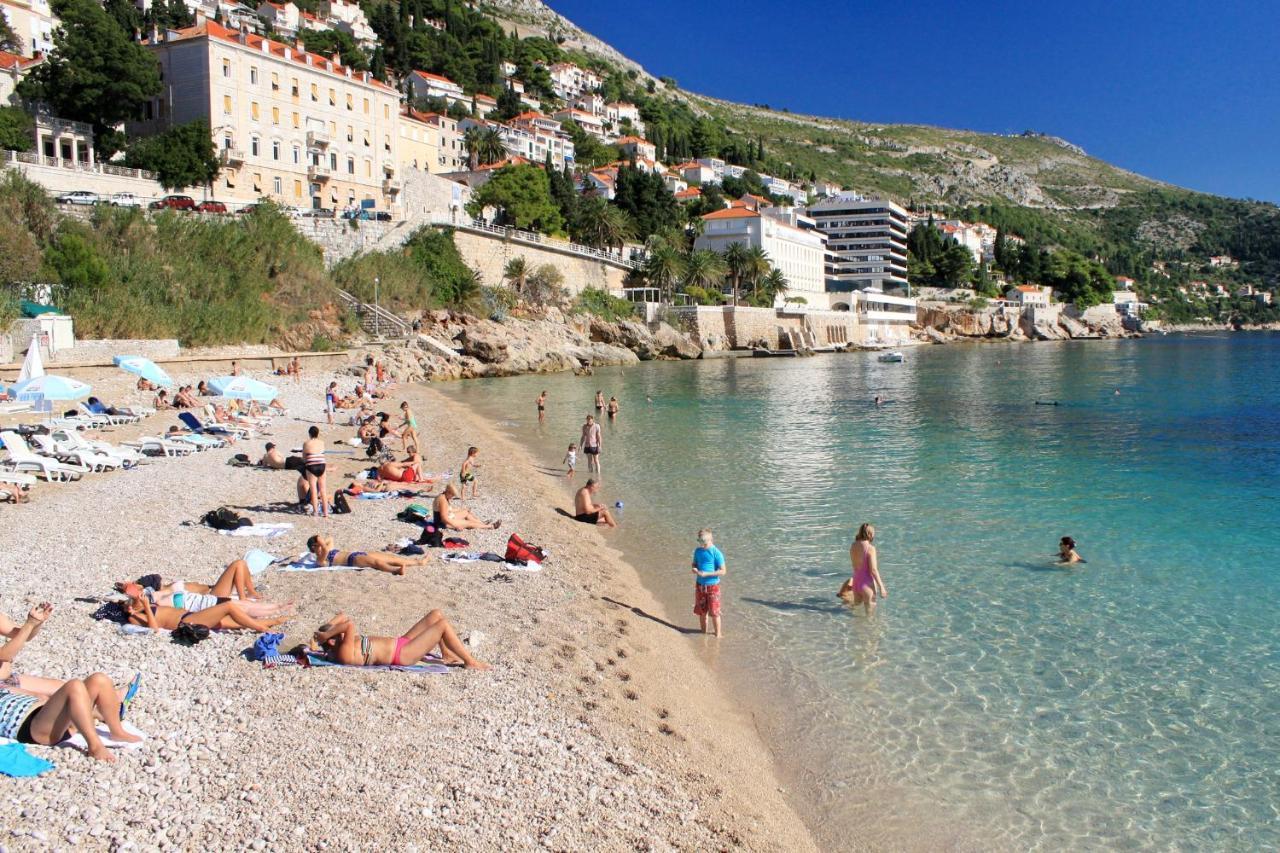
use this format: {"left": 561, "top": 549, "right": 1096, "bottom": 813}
{"left": 615, "top": 501, "right": 624, "bottom": 508}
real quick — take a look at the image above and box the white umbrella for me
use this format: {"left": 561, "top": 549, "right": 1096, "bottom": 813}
{"left": 17, "top": 335, "right": 44, "bottom": 383}
{"left": 9, "top": 374, "right": 92, "bottom": 402}
{"left": 207, "top": 375, "right": 278, "bottom": 402}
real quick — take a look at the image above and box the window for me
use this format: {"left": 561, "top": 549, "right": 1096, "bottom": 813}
{"left": 222, "top": 59, "right": 230, "bottom": 78}
{"left": 364, "top": 159, "right": 371, "bottom": 177}
{"left": 346, "top": 157, "right": 354, "bottom": 174}
{"left": 329, "top": 152, "right": 337, "bottom": 169}
{"left": 271, "top": 106, "right": 279, "bottom": 125}
{"left": 223, "top": 94, "right": 232, "bottom": 115}
{"left": 362, "top": 98, "right": 369, "bottom": 114}
{"left": 222, "top": 136, "right": 232, "bottom": 150}
{"left": 251, "top": 101, "right": 260, "bottom": 121}
{"left": 383, "top": 104, "right": 389, "bottom": 119}
{"left": 252, "top": 172, "right": 262, "bottom": 191}
{"left": 250, "top": 67, "right": 258, "bottom": 85}
{"left": 273, "top": 176, "right": 282, "bottom": 194}
{"left": 292, "top": 112, "right": 299, "bottom": 129}
{"left": 383, "top": 134, "right": 390, "bottom": 152}
{"left": 328, "top": 89, "right": 335, "bottom": 106}
{"left": 250, "top": 136, "right": 260, "bottom": 156}
{"left": 346, "top": 93, "right": 353, "bottom": 110}
{"left": 310, "top": 83, "right": 318, "bottom": 102}
{"left": 291, "top": 78, "right": 299, "bottom": 98}
{"left": 292, "top": 145, "right": 300, "bottom": 164}
{"left": 272, "top": 140, "right": 280, "bottom": 160}
{"left": 362, "top": 131, "right": 370, "bottom": 148}
{"left": 270, "top": 72, "right": 279, "bottom": 91}
{"left": 294, "top": 180, "right": 302, "bottom": 198}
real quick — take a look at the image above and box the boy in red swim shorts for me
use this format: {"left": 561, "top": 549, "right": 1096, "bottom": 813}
{"left": 691, "top": 528, "right": 726, "bottom": 637}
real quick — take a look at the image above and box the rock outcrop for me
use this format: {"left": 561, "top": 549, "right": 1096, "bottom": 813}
{"left": 916, "top": 305, "right": 1138, "bottom": 344}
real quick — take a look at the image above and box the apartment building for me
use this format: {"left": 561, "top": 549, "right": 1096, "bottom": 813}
{"left": 0, "top": 0, "right": 56, "bottom": 57}
{"left": 617, "top": 135, "right": 656, "bottom": 162}
{"left": 547, "top": 62, "right": 601, "bottom": 100}
{"left": 326, "top": 0, "right": 375, "bottom": 47}
{"left": 0, "top": 48, "right": 38, "bottom": 106}
{"left": 553, "top": 107, "right": 605, "bottom": 140}
{"left": 396, "top": 106, "right": 470, "bottom": 175}
{"left": 695, "top": 207, "right": 828, "bottom": 306}
{"left": 407, "top": 70, "right": 464, "bottom": 104}
{"left": 806, "top": 194, "right": 910, "bottom": 292}
{"left": 131, "top": 21, "right": 402, "bottom": 211}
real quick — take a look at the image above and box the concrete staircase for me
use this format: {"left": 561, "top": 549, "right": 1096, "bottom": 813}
{"left": 335, "top": 289, "right": 411, "bottom": 339}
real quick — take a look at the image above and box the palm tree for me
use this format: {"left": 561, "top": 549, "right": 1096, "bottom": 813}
{"left": 643, "top": 245, "right": 687, "bottom": 302}
{"left": 722, "top": 242, "right": 749, "bottom": 305}
{"left": 575, "top": 198, "right": 633, "bottom": 254}
{"left": 503, "top": 256, "right": 529, "bottom": 295}
{"left": 761, "top": 267, "right": 789, "bottom": 305}
{"left": 744, "top": 245, "right": 771, "bottom": 301}
{"left": 683, "top": 249, "right": 728, "bottom": 301}
{"left": 463, "top": 125, "right": 506, "bottom": 169}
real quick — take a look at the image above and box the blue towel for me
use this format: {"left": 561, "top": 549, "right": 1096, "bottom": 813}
{"left": 249, "top": 632, "right": 285, "bottom": 661}
{"left": 0, "top": 741, "right": 55, "bottom": 777}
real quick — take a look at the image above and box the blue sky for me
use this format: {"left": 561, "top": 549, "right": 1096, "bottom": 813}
{"left": 547, "top": 0, "right": 1280, "bottom": 202}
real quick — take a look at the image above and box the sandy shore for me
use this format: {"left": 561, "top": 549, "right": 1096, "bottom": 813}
{"left": 0, "top": 364, "right": 816, "bottom": 851}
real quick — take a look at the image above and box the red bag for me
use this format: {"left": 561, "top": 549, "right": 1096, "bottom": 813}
{"left": 504, "top": 533, "right": 547, "bottom": 565}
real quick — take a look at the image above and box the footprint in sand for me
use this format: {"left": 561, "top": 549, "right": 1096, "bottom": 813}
{"left": 658, "top": 723, "right": 675, "bottom": 736}
{"left": 616, "top": 648, "right": 628, "bottom": 659}
{"left": 617, "top": 671, "right": 631, "bottom": 682}
{"left": 656, "top": 708, "right": 669, "bottom": 720}
{"left": 623, "top": 689, "right": 638, "bottom": 701}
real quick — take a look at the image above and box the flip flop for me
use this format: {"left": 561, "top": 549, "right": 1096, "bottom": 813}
{"left": 120, "top": 672, "right": 142, "bottom": 719}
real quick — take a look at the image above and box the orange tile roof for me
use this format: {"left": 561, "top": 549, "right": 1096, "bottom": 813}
{"left": 702, "top": 208, "right": 760, "bottom": 221}
{"left": 674, "top": 187, "right": 701, "bottom": 200}
{"left": 0, "top": 50, "right": 40, "bottom": 70}
{"left": 162, "top": 22, "right": 396, "bottom": 91}
{"left": 473, "top": 93, "right": 496, "bottom": 102}
{"left": 1014, "top": 285, "right": 1041, "bottom": 293}
{"left": 674, "top": 161, "right": 704, "bottom": 171}
{"left": 412, "top": 70, "right": 459, "bottom": 87}
{"left": 617, "top": 135, "right": 651, "bottom": 146}
{"left": 474, "top": 156, "right": 532, "bottom": 171}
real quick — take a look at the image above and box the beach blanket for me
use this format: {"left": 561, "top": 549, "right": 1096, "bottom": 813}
{"left": 441, "top": 552, "right": 542, "bottom": 573}
{"left": 261, "top": 651, "right": 449, "bottom": 674}
{"left": 274, "top": 553, "right": 361, "bottom": 573}
{"left": 0, "top": 741, "right": 55, "bottom": 777}
{"left": 56, "top": 721, "right": 147, "bottom": 752}
{"left": 216, "top": 522, "right": 293, "bottom": 539}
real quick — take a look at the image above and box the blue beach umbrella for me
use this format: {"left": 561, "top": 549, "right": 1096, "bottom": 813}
{"left": 113, "top": 355, "right": 173, "bottom": 387}
{"left": 207, "top": 375, "right": 279, "bottom": 402}
{"left": 9, "top": 374, "right": 92, "bottom": 402}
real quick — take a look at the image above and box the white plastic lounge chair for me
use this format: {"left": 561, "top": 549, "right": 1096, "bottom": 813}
{"left": 123, "top": 436, "right": 196, "bottom": 457}
{"left": 0, "top": 471, "right": 37, "bottom": 487}
{"left": 29, "top": 434, "right": 126, "bottom": 472}
{"left": 48, "top": 428, "right": 144, "bottom": 465}
{"left": 80, "top": 403, "right": 137, "bottom": 425}
{"left": 0, "top": 431, "right": 87, "bottom": 481}
{"left": 170, "top": 433, "right": 226, "bottom": 450}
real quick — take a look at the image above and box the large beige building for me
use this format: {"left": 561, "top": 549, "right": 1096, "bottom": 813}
{"left": 0, "top": 0, "right": 56, "bottom": 57}
{"left": 695, "top": 207, "right": 828, "bottom": 306}
{"left": 131, "top": 21, "right": 402, "bottom": 212}
{"left": 397, "top": 107, "right": 463, "bottom": 175}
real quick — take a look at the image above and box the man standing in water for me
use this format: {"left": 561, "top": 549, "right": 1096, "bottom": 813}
{"left": 580, "top": 414, "right": 603, "bottom": 476}
{"left": 536, "top": 390, "right": 547, "bottom": 423}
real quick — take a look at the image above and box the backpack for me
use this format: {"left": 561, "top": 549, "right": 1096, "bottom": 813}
{"left": 202, "top": 507, "right": 252, "bottom": 530}
{"left": 417, "top": 517, "right": 444, "bottom": 548}
{"left": 365, "top": 437, "right": 384, "bottom": 458}
{"left": 332, "top": 490, "right": 352, "bottom": 514}
{"left": 171, "top": 623, "right": 211, "bottom": 645}
{"left": 504, "top": 533, "right": 547, "bottom": 565}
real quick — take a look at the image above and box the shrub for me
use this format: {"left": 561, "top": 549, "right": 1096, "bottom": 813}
{"left": 574, "top": 287, "right": 636, "bottom": 323}
{"left": 333, "top": 227, "right": 480, "bottom": 310}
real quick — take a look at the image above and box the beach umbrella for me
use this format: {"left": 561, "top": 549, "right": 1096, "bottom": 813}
{"left": 207, "top": 375, "right": 278, "bottom": 402}
{"left": 9, "top": 374, "right": 92, "bottom": 402}
{"left": 17, "top": 336, "right": 44, "bottom": 383}
{"left": 113, "top": 355, "right": 173, "bottom": 387}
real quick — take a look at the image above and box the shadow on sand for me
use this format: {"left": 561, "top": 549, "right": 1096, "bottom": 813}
{"left": 601, "top": 596, "right": 702, "bottom": 635}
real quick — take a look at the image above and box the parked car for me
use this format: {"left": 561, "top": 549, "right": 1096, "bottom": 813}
{"left": 149, "top": 194, "right": 196, "bottom": 211}
{"left": 300, "top": 207, "right": 335, "bottom": 219}
{"left": 196, "top": 200, "right": 228, "bottom": 214}
{"left": 109, "top": 192, "right": 142, "bottom": 208}
{"left": 55, "top": 190, "right": 99, "bottom": 205}
{"left": 374, "top": 211, "right": 392, "bottom": 222}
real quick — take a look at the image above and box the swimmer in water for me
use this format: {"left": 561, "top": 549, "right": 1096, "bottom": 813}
{"left": 1057, "top": 536, "right": 1085, "bottom": 564}
{"left": 874, "top": 395, "right": 882, "bottom": 408}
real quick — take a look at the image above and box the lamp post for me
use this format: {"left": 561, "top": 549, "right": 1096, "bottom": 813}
{"left": 373, "top": 276, "right": 380, "bottom": 339}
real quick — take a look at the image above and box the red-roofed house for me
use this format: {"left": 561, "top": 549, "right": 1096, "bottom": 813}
{"left": 407, "top": 70, "right": 464, "bottom": 103}
{"left": 1005, "top": 285, "right": 1051, "bottom": 307}
{"left": 552, "top": 108, "right": 605, "bottom": 140}
{"left": 0, "top": 49, "right": 41, "bottom": 107}
{"left": 256, "top": 2, "right": 300, "bottom": 36}
{"left": 132, "top": 21, "right": 402, "bottom": 212}
{"left": 695, "top": 207, "right": 828, "bottom": 305}
{"left": 616, "top": 135, "right": 656, "bottom": 161}
{"left": 673, "top": 186, "right": 702, "bottom": 202}
{"left": 673, "top": 161, "right": 714, "bottom": 185}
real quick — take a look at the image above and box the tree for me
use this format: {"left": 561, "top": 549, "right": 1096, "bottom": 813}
{"left": 18, "top": 0, "right": 162, "bottom": 156}
{"left": 642, "top": 244, "right": 686, "bottom": 301}
{"left": 572, "top": 196, "right": 633, "bottom": 252}
{"left": 0, "top": 107, "right": 34, "bottom": 152}
{"left": 462, "top": 125, "right": 505, "bottom": 168}
{"left": 0, "top": 10, "right": 24, "bottom": 52}
{"left": 503, "top": 256, "right": 529, "bottom": 295}
{"left": 743, "top": 245, "right": 771, "bottom": 300}
{"left": 493, "top": 86, "right": 523, "bottom": 122}
{"left": 722, "top": 241, "right": 748, "bottom": 305}
{"left": 561, "top": 119, "right": 613, "bottom": 168}
{"left": 682, "top": 248, "right": 727, "bottom": 295}
{"left": 760, "top": 267, "right": 788, "bottom": 305}
{"left": 612, "top": 165, "right": 679, "bottom": 238}
{"left": 465, "top": 164, "right": 562, "bottom": 234}
{"left": 123, "top": 119, "right": 219, "bottom": 191}
{"left": 301, "top": 28, "right": 370, "bottom": 71}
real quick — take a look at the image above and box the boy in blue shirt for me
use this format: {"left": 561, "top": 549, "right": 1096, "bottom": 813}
{"left": 691, "top": 528, "right": 726, "bottom": 637}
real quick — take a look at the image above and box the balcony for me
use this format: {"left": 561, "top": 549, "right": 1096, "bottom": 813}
{"left": 306, "top": 130, "right": 330, "bottom": 147}
{"left": 308, "top": 163, "right": 332, "bottom": 181}
{"left": 220, "top": 148, "right": 246, "bottom": 165}
{"left": 382, "top": 177, "right": 402, "bottom": 194}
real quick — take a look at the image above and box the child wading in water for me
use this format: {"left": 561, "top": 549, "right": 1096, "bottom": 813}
{"left": 839, "top": 523, "right": 887, "bottom": 615}
{"left": 691, "top": 528, "right": 726, "bottom": 637}
{"left": 459, "top": 446, "right": 480, "bottom": 498}
{"left": 563, "top": 443, "right": 577, "bottom": 479}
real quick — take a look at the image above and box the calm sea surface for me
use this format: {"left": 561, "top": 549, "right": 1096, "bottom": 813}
{"left": 440, "top": 334, "right": 1279, "bottom": 851}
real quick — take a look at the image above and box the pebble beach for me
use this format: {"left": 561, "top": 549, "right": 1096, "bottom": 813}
{"left": 0, "top": 362, "right": 818, "bottom": 851}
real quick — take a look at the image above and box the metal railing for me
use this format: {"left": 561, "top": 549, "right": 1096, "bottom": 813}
{"left": 335, "top": 289, "right": 410, "bottom": 338}
{"left": 4, "top": 149, "right": 159, "bottom": 181}
{"left": 427, "top": 215, "right": 642, "bottom": 269}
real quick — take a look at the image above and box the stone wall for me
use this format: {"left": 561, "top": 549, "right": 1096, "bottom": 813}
{"left": 48, "top": 338, "right": 181, "bottom": 366}
{"left": 671, "top": 306, "right": 859, "bottom": 350}
{"left": 3, "top": 156, "right": 170, "bottom": 202}
{"left": 449, "top": 228, "right": 628, "bottom": 295}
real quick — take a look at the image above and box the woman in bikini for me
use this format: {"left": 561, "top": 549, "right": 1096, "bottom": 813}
{"left": 306, "top": 534, "right": 431, "bottom": 576}
{"left": 124, "top": 589, "right": 288, "bottom": 633}
{"left": 0, "top": 674, "right": 141, "bottom": 762}
{"left": 838, "top": 523, "right": 888, "bottom": 615}
{"left": 302, "top": 424, "right": 328, "bottom": 517}
{"left": 607, "top": 396, "right": 619, "bottom": 419}
{"left": 594, "top": 390, "right": 605, "bottom": 412}
{"left": 310, "top": 610, "right": 489, "bottom": 670}
{"left": 398, "top": 402, "right": 420, "bottom": 452}
{"left": 114, "top": 560, "right": 293, "bottom": 622}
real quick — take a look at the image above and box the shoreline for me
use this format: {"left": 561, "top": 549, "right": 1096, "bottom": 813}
{"left": 0, "top": 364, "right": 816, "bottom": 850}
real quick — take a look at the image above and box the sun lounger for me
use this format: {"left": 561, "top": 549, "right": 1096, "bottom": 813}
{"left": 80, "top": 403, "right": 137, "bottom": 426}
{"left": 48, "top": 428, "right": 144, "bottom": 466}
{"left": 170, "top": 433, "right": 227, "bottom": 450}
{"left": 123, "top": 436, "right": 196, "bottom": 457}
{"left": 28, "top": 434, "right": 125, "bottom": 472}
{"left": 0, "top": 402, "right": 32, "bottom": 415}
{"left": 0, "top": 430, "right": 87, "bottom": 481}
{"left": 0, "top": 471, "right": 37, "bottom": 487}
{"left": 179, "top": 411, "right": 251, "bottom": 440}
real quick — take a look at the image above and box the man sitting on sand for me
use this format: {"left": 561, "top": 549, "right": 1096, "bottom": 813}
{"left": 378, "top": 450, "right": 430, "bottom": 484}
{"left": 259, "top": 442, "right": 285, "bottom": 469}
{"left": 433, "top": 484, "right": 500, "bottom": 531}
{"left": 574, "top": 480, "right": 618, "bottom": 528}
{"left": 306, "top": 534, "right": 431, "bottom": 576}
{"left": 310, "top": 610, "right": 488, "bottom": 670}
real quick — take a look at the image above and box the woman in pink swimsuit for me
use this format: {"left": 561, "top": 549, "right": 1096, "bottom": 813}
{"left": 839, "top": 523, "right": 888, "bottom": 615}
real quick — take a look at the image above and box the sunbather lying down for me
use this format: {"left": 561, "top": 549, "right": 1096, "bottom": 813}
{"left": 114, "top": 559, "right": 292, "bottom": 620}
{"left": 124, "top": 588, "right": 287, "bottom": 633}
{"left": 310, "top": 610, "right": 488, "bottom": 670}
{"left": 0, "top": 674, "right": 141, "bottom": 762}
{"left": 306, "top": 534, "right": 430, "bottom": 576}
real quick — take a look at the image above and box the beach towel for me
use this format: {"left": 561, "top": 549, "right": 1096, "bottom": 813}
{"left": 0, "top": 741, "right": 55, "bottom": 777}
{"left": 244, "top": 548, "right": 276, "bottom": 575}
{"left": 216, "top": 522, "right": 293, "bottom": 539}
{"left": 262, "top": 651, "right": 449, "bottom": 674}
{"left": 56, "top": 721, "right": 147, "bottom": 752}
{"left": 274, "top": 553, "right": 361, "bottom": 573}
{"left": 441, "top": 552, "right": 543, "bottom": 573}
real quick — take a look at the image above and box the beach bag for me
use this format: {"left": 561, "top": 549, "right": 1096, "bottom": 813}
{"left": 203, "top": 507, "right": 252, "bottom": 530}
{"left": 417, "top": 517, "right": 444, "bottom": 548}
{"left": 228, "top": 453, "right": 251, "bottom": 466}
{"left": 398, "top": 503, "right": 430, "bottom": 523}
{"left": 365, "top": 437, "right": 384, "bottom": 458}
{"left": 332, "top": 490, "right": 352, "bottom": 514}
{"left": 504, "top": 534, "right": 546, "bottom": 565}
{"left": 284, "top": 455, "right": 305, "bottom": 472}
{"left": 171, "top": 623, "right": 211, "bottom": 645}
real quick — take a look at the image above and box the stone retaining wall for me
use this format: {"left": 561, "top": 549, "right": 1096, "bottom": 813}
{"left": 449, "top": 228, "right": 628, "bottom": 295}
{"left": 671, "top": 306, "right": 859, "bottom": 350}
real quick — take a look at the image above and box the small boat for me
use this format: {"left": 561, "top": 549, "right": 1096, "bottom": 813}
{"left": 877, "top": 351, "right": 905, "bottom": 363}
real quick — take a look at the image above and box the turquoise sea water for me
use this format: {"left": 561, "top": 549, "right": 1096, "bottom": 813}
{"left": 440, "top": 334, "right": 1279, "bottom": 850}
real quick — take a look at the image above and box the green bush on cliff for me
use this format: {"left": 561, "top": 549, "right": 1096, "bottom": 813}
{"left": 332, "top": 227, "right": 481, "bottom": 312}
{"left": 574, "top": 287, "right": 636, "bottom": 323}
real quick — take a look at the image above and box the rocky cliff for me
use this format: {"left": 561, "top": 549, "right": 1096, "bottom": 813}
{"left": 916, "top": 305, "right": 1136, "bottom": 343}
